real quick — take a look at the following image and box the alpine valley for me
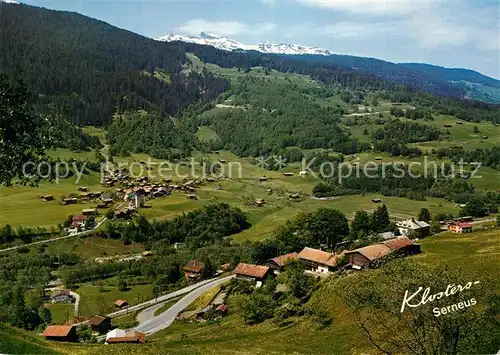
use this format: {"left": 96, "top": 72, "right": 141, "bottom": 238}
{"left": 0, "top": 2, "right": 500, "bottom": 355}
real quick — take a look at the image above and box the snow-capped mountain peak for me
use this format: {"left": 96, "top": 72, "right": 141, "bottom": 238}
{"left": 0, "top": 0, "right": 19, "bottom": 4}
{"left": 155, "top": 32, "right": 335, "bottom": 56}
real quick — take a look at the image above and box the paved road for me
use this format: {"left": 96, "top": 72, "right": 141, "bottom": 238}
{"left": 69, "top": 291, "right": 80, "bottom": 316}
{"left": 134, "top": 275, "right": 235, "bottom": 335}
{"left": 136, "top": 298, "right": 179, "bottom": 324}
{"left": 0, "top": 217, "right": 108, "bottom": 253}
{"left": 74, "top": 277, "right": 223, "bottom": 328}
{"left": 0, "top": 201, "right": 129, "bottom": 254}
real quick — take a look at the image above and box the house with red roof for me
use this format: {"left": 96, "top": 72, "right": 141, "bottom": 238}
{"left": 42, "top": 325, "right": 77, "bottom": 342}
{"left": 297, "top": 247, "right": 340, "bottom": 274}
{"left": 448, "top": 222, "right": 473, "bottom": 234}
{"left": 233, "top": 263, "right": 272, "bottom": 281}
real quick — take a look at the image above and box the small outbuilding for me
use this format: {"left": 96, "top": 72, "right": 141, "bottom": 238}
{"left": 115, "top": 299, "right": 128, "bottom": 308}
{"left": 183, "top": 260, "right": 205, "bottom": 280}
{"left": 88, "top": 315, "right": 112, "bottom": 334}
{"left": 42, "top": 325, "right": 77, "bottom": 342}
{"left": 265, "top": 252, "right": 298, "bottom": 272}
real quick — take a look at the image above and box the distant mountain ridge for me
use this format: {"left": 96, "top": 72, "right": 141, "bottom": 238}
{"left": 159, "top": 32, "right": 500, "bottom": 104}
{"left": 156, "top": 32, "right": 335, "bottom": 56}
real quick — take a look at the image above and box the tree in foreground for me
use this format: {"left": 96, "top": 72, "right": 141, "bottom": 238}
{"left": 336, "top": 259, "right": 500, "bottom": 354}
{"left": 0, "top": 74, "right": 56, "bottom": 186}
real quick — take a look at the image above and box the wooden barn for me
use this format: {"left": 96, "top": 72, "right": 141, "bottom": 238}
{"left": 265, "top": 252, "right": 298, "bottom": 272}
{"left": 42, "top": 325, "right": 77, "bottom": 342}
{"left": 344, "top": 244, "right": 392, "bottom": 270}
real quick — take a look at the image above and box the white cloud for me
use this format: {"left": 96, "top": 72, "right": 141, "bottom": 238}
{"left": 174, "top": 19, "right": 276, "bottom": 37}
{"left": 296, "top": 0, "right": 430, "bottom": 15}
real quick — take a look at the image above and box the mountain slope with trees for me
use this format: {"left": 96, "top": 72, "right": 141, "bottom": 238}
{"left": 0, "top": 3, "right": 229, "bottom": 127}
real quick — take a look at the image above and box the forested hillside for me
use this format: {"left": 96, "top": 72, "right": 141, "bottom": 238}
{"left": 0, "top": 3, "right": 229, "bottom": 126}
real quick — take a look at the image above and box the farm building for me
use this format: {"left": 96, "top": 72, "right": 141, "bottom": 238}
{"left": 396, "top": 218, "right": 430, "bottom": 238}
{"left": 62, "top": 198, "right": 77, "bottom": 205}
{"left": 50, "top": 290, "right": 74, "bottom": 304}
{"left": 254, "top": 198, "right": 265, "bottom": 206}
{"left": 448, "top": 222, "right": 473, "bottom": 234}
{"left": 265, "top": 252, "right": 298, "bottom": 272}
{"left": 71, "top": 215, "right": 87, "bottom": 228}
{"left": 41, "top": 195, "right": 54, "bottom": 201}
{"left": 372, "top": 198, "right": 382, "bottom": 203}
{"left": 183, "top": 260, "right": 205, "bottom": 280}
{"left": 106, "top": 328, "right": 126, "bottom": 341}
{"left": 115, "top": 299, "right": 128, "bottom": 308}
{"left": 82, "top": 208, "right": 97, "bottom": 216}
{"left": 187, "top": 194, "right": 198, "bottom": 200}
{"left": 259, "top": 176, "right": 268, "bottom": 181}
{"left": 283, "top": 172, "right": 294, "bottom": 177}
{"left": 42, "top": 325, "right": 77, "bottom": 342}
{"left": 297, "top": 247, "right": 340, "bottom": 274}
{"left": 106, "top": 331, "right": 145, "bottom": 344}
{"left": 344, "top": 244, "right": 392, "bottom": 270}
{"left": 233, "top": 263, "right": 272, "bottom": 282}
{"left": 88, "top": 315, "right": 112, "bottom": 334}
{"left": 78, "top": 187, "right": 89, "bottom": 192}
{"left": 299, "top": 171, "right": 308, "bottom": 176}
{"left": 381, "top": 236, "right": 421, "bottom": 254}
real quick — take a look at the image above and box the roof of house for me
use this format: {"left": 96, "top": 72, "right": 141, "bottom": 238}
{"left": 452, "top": 222, "right": 473, "bottom": 228}
{"left": 216, "top": 304, "right": 228, "bottom": 313}
{"left": 183, "top": 260, "right": 205, "bottom": 273}
{"left": 345, "top": 244, "right": 392, "bottom": 262}
{"left": 233, "top": 263, "right": 270, "bottom": 279}
{"left": 72, "top": 215, "right": 87, "bottom": 222}
{"left": 381, "top": 237, "right": 414, "bottom": 251}
{"left": 88, "top": 315, "right": 110, "bottom": 326}
{"left": 50, "top": 290, "right": 71, "bottom": 298}
{"left": 106, "top": 331, "right": 145, "bottom": 344}
{"left": 268, "top": 252, "right": 298, "bottom": 267}
{"left": 396, "top": 218, "right": 430, "bottom": 230}
{"left": 297, "top": 247, "right": 339, "bottom": 267}
{"left": 115, "top": 299, "right": 128, "bottom": 307}
{"left": 106, "top": 328, "right": 127, "bottom": 340}
{"left": 42, "top": 325, "right": 75, "bottom": 337}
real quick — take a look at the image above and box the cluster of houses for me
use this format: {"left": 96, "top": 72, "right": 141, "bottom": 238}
{"left": 230, "top": 235, "right": 421, "bottom": 282}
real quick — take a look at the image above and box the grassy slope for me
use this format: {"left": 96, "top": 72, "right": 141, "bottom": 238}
{"left": 46, "top": 229, "right": 500, "bottom": 355}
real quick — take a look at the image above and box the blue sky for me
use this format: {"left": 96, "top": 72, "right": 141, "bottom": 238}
{"left": 21, "top": 0, "right": 500, "bottom": 79}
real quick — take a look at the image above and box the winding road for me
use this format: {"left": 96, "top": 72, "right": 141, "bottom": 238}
{"left": 134, "top": 275, "right": 234, "bottom": 335}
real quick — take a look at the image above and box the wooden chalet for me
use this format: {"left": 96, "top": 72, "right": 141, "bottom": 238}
{"left": 233, "top": 263, "right": 272, "bottom": 282}
{"left": 297, "top": 247, "right": 340, "bottom": 274}
{"left": 88, "top": 315, "right": 112, "bottom": 334}
{"left": 183, "top": 260, "right": 205, "bottom": 280}
{"left": 82, "top": 208, "right": 97, "bottom": 216}
{"left": 396, "top": 218, "right": 431, "bottom": 238}
{"left": 42, "top": 325, "right": 77, "bottom": 342}
{"left": 265, "top": 252, "right": 298, "bottom": 272}
{"left": 62, "top": 198, "right": 77, "bottom": 205}
{"left": 448, "top": 222, "right": 473, "bottom": 234}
